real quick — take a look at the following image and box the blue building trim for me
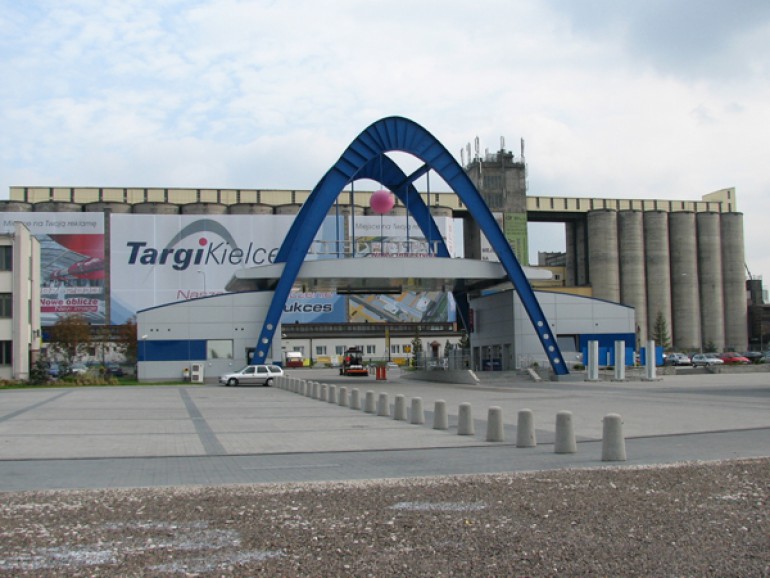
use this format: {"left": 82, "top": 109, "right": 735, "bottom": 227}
{"left": 138, "top": 340, "right": 207, "bottom": 362}
{"left": 252, "top": 116, "right": 568, "bottom": 375}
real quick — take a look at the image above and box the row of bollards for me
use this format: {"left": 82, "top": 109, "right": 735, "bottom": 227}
{"left": 274, "top": 376, "right": 626, "bottom": 461}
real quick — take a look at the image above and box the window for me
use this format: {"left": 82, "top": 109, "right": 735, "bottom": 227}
{"left": 315, "top": 345, "right": 327, "bottom": 356}
{"left": 335, "top": 345, "right": 345, "bottom": 355}
{"left": 0, "top": 341, "right": 11, "bottom": 365}
{"left": 366, "top": 345, "right": 376, "bottom": 355}
{"left": 391, "top": 344, "right": 401, "bottom": 354}
{"left": 0, "top": 294, "right": 11, "bottom": 318}
{"left": 208, "top": 340, "right": 233, "bottom": 360}
{"left": 0, "top": 246, "right": 11, "bottom": 271}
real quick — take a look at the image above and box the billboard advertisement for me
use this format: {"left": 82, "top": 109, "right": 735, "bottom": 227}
{"left": 0, "top": 212, "right": 106, "bottom": 325}
{"left": 351, "top": 215, "right": 460, "bottom": 258}
{"left": 349, "top": 216, "right": 459, "bottom": 323}
{"left": 110, "top": 214, "right": 345, "bottom": 324}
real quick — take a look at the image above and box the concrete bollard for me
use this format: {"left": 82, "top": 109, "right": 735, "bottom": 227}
{"left": 320, "top": 383, "right": 328, "bottom": 402}
{"left": 350, "top": 388, "right": 361, "bottom": 410}
{"left": 516, "top": 408, "right": 537, "bottom": 447}
{"left": 303, "top": 380, "right": 310, "bottom": 397}
{"left": 393, "top": 394, "right": 407, "bottom": 421}
{"left": 411, "top": 397, "right": 425, "bottom": 425}
{"left": 312, "top": 381, "right": 320, "bottom": 400}
{"left": 377, "top": 393, "right": 390, "bottom": 417}
{"left": 338, "top": 386, "right": 348, "bottom": 407}
{"left": 486, "top": 406, "right": 504, "bottom": 442}
{"left": 554, "top": 410, "right": 577, "bottom": 454}
{"left": 433, "top": 400, "right": 448, "bottom": 430}
{"left": 602, "top": 413, "right": 627, "bottom": 461}
{"left": 328, "top": 384, "right": 337, "bottom": 404}
{"left": 364, "top": 390, "right": 376, "bottom": 414}
{"left": 457, "top": 403, "right": 474, "bottom": 435}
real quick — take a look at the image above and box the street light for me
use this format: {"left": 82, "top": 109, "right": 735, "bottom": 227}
{"left": 197, "top": 270, "right": 206, "bottom": 294}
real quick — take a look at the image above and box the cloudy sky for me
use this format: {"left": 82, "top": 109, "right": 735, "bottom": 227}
{"left": 2, "top": 0, "right": 769, "bottom": 279}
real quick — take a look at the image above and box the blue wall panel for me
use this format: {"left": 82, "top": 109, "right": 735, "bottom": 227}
{"left": 138, "top": 340, "right": 207, "bottom": 362}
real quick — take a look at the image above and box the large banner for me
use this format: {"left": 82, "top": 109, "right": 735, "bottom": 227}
{"left": 0, "top": 212, "right": 106, "bottom": 325}
{"left": 349, "top": 216, "right": 459, "bottom": 323}
{"left": 110, "top": 214, "right": 345, "bottom": 324}
{"left": 350, "top": 215, "right": 460, "bottom": 258}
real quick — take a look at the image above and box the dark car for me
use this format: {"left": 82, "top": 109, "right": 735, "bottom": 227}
{"left": 741, "top": 351, "right": 763, "bottom": 364}
{"left": 106, "top": 363, "right": 125, "bottom": 377}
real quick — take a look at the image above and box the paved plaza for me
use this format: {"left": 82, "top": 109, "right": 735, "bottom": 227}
{"left": 0, "top": 367, "right": 768, "bottom": 492}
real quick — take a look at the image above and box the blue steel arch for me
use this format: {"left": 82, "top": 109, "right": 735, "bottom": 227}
{"left": 253, "top": 116, "right": 568, "bottom": 375}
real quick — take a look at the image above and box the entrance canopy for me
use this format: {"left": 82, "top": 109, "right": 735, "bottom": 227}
{"left": 226, "top": 257, "right": 553, "bottom": 295}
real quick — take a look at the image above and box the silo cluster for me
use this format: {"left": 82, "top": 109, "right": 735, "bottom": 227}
{"left": 574, "top": 209, "right": 747, "bottom": 351}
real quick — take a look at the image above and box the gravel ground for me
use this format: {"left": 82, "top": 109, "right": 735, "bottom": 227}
{"left": 0, "top": 458, "right": 767, "bottom": 577}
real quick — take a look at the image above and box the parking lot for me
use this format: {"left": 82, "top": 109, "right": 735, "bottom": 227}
{"left": 0, "top": 368, "right": 768, "bottom": 491}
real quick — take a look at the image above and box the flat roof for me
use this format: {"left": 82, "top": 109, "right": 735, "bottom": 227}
{"left": 225, "top": 257, "right": 551, "bottom": 294}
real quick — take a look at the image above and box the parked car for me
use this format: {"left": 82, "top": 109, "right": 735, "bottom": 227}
{"left": 718, "top": 352, "right": 751, "bottom": 365}
{"left": 664, "top": 352, "right": 692, "bottom": 366}
{"left": 106, "top": 362, "right": 124, "bottom": 377}
{"left": 219, "top": 364, "right": 284, "bottom": 387}
{"left": 691, "top": 353, "right": 724, "bottom": 367}
{"left": 70, "top": 363, "right": 88, "bottom": 375}
{"left": 741, "top": 351, "right": 764, "bottom": 364}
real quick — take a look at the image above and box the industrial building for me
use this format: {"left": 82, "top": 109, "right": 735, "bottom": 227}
{"left": 1, "top": 142, "right": 752, "bottom": 361}
{"left": 0, "top": 223, "right": 41, "bottom": 380}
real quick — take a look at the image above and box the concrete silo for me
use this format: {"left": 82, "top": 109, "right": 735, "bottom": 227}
{"left": 84, "top": 202, "right": 132, "bottom": 214}
{"left": 132, "top": 203, "right": 180, "bottom": 214}
{"left": 227, "top": 203, "right": 274, "bottom": 215}
{"left": 618, "top": 210, "right": 646, "bottom": 345}
{"left": 644, "top": 211, "right": 672, "bottom": 346}
{"left": 696, "top": 212, "right": 725, "bottom": 350}
{"left": 0, "top": 201, "right": 33, "bottom": 213}
{"left": 587, "top": 210, "right": 619, "bottom": 302}
{"left": 669, "top": 211, "right": 701, "bottom": 351}
{"left": 33, "top": 202, "right": 83, "bottom": 212}
{"left": 720, "top": 212, "right": 747, "bottom": 351}
{"left": 274, "top": 204, "right": 303, "bottom": 215}
{"left": 181, "top": 203, "right": 228, "bottom": 215}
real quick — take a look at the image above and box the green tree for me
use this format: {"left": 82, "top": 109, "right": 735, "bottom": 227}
{"left": 28, "top": 357, "right": 51, "bottom": 385}
{"left": 411, "top": 330, "right": 423, "bottom": 355}
{"left": 115, "top": 317, "right": 138, "bottom": 363}
{"left": 48, "top": 314, "right": 91, "bottom": 367}
{"left": 651, "top": 311, "right": 671, "bottom": 350}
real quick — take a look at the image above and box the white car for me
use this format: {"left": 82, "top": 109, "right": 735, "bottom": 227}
{"left": 691, "top": 353, "right": 724, "bottom": 367}
{"left": 219, "top": 365, "right": 284, "bottom": 387}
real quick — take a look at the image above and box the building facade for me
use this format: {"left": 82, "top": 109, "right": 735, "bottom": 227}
{"left": 4, "top": 157, "right": 749, "bottom": 355}
{"left": 0, "top": 223, "right": 41, "bottom": 380}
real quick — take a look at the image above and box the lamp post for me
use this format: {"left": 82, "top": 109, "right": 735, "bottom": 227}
{"left": 197, "top": 270, "right": 207, "bottom": 294}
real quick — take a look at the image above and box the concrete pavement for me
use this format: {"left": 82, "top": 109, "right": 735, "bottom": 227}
{"left": 0, "top": 367, "right": 768, "bottom": 491}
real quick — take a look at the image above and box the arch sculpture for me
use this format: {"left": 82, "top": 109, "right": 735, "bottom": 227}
{"left": 252, "top": 116, "right": 568, "bottom": 375}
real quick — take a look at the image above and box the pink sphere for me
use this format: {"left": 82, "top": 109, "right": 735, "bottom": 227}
{"left": 370, "top": 189, "right": 395, "bottom": 214}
